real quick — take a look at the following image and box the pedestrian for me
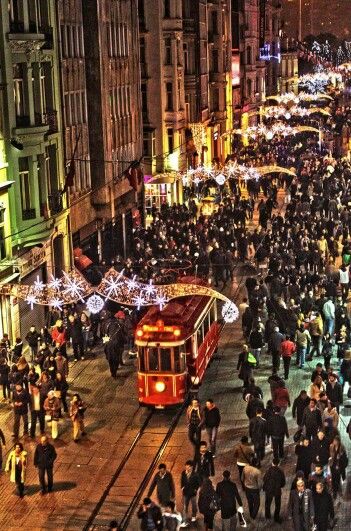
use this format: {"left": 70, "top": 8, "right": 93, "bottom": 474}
{"left": 12, "top": 383, "right": 30, "bottom": 439}
{"left": 33, "top": 435, "right": 57, "bottom": 494}
{"left": 288, "top": 479, "right": 315, "bottom": 531}
{"left": 312, "top": 481, "right": 335, "bottom": 531}
{"left": 263, "top": 458, "right": 286, "bottom": 523}
{"left": 198, "top": 477, "right": 218, "bottom": 531}
{"left": 186, "top": 398, "right": 203, "bottom": 449}
{"left": 242, "top": 457, "right": 262, "bottom": 520}
{"left": 295, "top": 324, "right": 311, "bottom": 368}
{"left": 233, "top": 436, "right": 255, "bottom": 481}
{"left": 163, "top": 500, "right": 182, "bottom": 530}
{"left": 237, "top": 344, "right": 256, "bottom": 387}
{"left": 148, "top": 463, "right": 175, "bottom": 507}
{"left": 272, "top": 381, "right": 290, "bottom": 416}
{"left": 308, "top": 464, "right": 331, "bottom": 494}
{"left": 322, "top": 400, "right": 339, "bottom": 435}
{"left": 325, "top": 373, "right": 343, "bottom": 412}
{"left": 29, "top": 380, "right": 45, "bottom": 438}
{"left": 5, "top": 442, "right": 27, "bottom": 497}
{"left": 301, "top": 399, "right": 323, "bottom": 439}
{"left": 53, "top": 372, "right": 69, "bottom": 413}
{"left": 43, "top": 390, "right": 61, "bottom": 440}
{"left": 69, "top": 315, "right": 85, "bottom": 361}
{"left": 311, "top": 430, "right": 330, "bottom": 467}
{"left": 292, "top": 390, "right": 310, "bottom": 428}
{"left": 268, "top": 326, "right": 284, "bottom": 372}
{"left": 55, "top": 350, "right": 69, "bottom": 378}
{"left": 180, "top": 460, "right": 201, "bottom": 527}
{"left": 295, "top": 437, "right": 314, "bottom": 481}
{"left": 25, "top": 326, "right": 40, "bottom": 361}
{"left": 329, "top": 435, "right": 348, "bottom": 499}
{"left": 194, "top": 441, "right": 215, "bottom": 481}
{"left": 216, "top": 470, "right": 243, "bottom": 531}
{"left": 266, "top": 406, "right": 289, "bottom": 460}
{"left": 69, "top": 393, "right": 87, "bottom": 442}
{"left": 280, "top": 336, "right": 296, "bottom": 379}
{"left": 203, "top": 399, "right": 221, "bottom": 456}
{"left": 0, "top": 357, "right": 10, "bottom": 401}
{"left": 0, "top": 427, "right": 5, "bottom": 469}
{"left": 137, "top": 497, "right": 163, "bottom": 530}
{"left": 309, "top": 375, "right": 326, "bottom": 401}
{"left": 249, "top": 407, "right": 267, "bottom": 467}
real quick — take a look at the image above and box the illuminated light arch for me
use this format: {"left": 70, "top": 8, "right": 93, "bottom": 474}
{"left": 295, "top": 126, "right": 320, "bottom": 134}
{"left": 256, "top": 166, "right": 296, "bottom": 177}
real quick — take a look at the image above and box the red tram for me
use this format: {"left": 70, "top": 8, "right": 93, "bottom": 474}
{"left": 135, "top": 278, "right": 223, "bottom": 407}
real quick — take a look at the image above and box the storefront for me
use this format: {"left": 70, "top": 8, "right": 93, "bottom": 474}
{"left": 144, "top": 174, "right": 183, "bottom": 224}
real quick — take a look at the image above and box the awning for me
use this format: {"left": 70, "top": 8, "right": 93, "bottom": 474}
{"left": 0, "top": 180, "right": 15, "bottom": 191}
{"left": 17, "top": 227, "right": 53, "bottom": 247}
{"left": 146, "top": 173, "right": 180, "bottom": 185}
{"left": 0, "top": 272, "right": 20, "bottom": 284}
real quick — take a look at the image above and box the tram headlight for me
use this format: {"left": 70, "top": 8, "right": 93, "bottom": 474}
{"left": 136, "top": 329, "right": 143, "bottom": 338}
{"left": 155, "top": 381, "right": 166, "bottom": 393}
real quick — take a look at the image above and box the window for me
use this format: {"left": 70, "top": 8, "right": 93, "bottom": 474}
{"left": 212, "top": 49, "right": 219, "bottom": 73}
{"left": 141, "top": 83, "right": 147, "bottom": 117}
{"left": 164, "top": 37, "right": 172, "bottom": 65}
{"left": 211, "top": 87, "right": 219, "bottom": 111}
{"left": 177, "top": 79, "right": 181, "bottom": 108}
{"left": 19, "top": 157, "right": 32, "bottom": 215}
{"left": 211, "top": 11, "right": 218, "bottom": 34}
{"left": 183, "top": 42, "right": 189, "bottom": 73}
{"left": 166, "top": 82, "right": 173, "bottom": 111}
{"left": 0, "top": 226, "right": 5, "bottom": 261}
{"left": 246, "top": 45, "right": 252, "bottom": 65}
{"left": 140, "top": 36, "right": 146, "bottom": 63}
{"left": 13, "top": 64, "right": 26, "bottom": 117}
{"left": 148, "top": 347, "right": 159, "bottom": 371}
{"left": 167, "top": 128, "right": 174, "bottom": 154}
{"left": 246, "top": 78, "right": 252, "bottom": 98}
{"left": 164, "top": 0, "right": 171, "bottom": 18}
{"left": 160, "top": 348, "right": 172, "bottom": 371}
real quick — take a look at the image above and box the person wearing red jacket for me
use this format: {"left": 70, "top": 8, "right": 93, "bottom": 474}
{"left": 280, "top": 337, "right": 296, "bottom": 380}
{"left": 273, "top": 383, "right": 291, "bottom": 416}
{"left": 51, "top": 320, "right": 67, "bottom": 358}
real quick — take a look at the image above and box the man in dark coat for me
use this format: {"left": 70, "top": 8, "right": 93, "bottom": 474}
{"left": 180, "top": 460, "right": 201, "bottom": 525}
{"left": 34, "top": 435, "right": 57, "bottom": 494}
{"left": 148, "top": 463, "right": 175, "bottom": 507}
{"left": 68, "top": 315, "right": 85, "bottom": 361}
{"left": 12, "top": 383, "right": 30, "bottom": 439}
{"left": 263, "top": 458, "right": 286, "bottom": 523}
{"left": 266, "top": 406, "right": 289, "bottom": 459}
{"left": 137, "top": 497, "right": 163, "bottom": 530}
{"left": 301, "top": 399, "right": 322, "bottom": 439}
{"left": 289, "top": 479, "right": 315, "bottom": 531}
{"left": 103, "top": 316, "right": 125, "bottom": 378}
{"left": 249, "top": 408, "right": 267, "bottom": 467}
{"left": 194, "top": 441, "right": 215, "bottom": 480}
{"left": 292, "top": 390, "right": 310, "bottom": 428}
{"left": 312, "top": 481, "right": 335, "bottom": 531}
{"left": 295, "top": 437, "right": 314, "bottom": 480}
{"left": 311, "top": 430, "right": 330, "bottom": 467}
{"left": 326, "top": 373, "right": 343, "bottom": 412}
{"left": 216, "top": 470, "right": 243, "bottom": 530}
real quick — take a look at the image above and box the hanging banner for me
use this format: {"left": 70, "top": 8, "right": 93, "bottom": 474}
{"left": 259, "top": 0, "right": 266, "bottom": 48}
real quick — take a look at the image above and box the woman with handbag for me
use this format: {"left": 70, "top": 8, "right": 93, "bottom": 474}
{"left": 198, "top": 478, "right": 218, "bottom": 531}
{"left": 69, "top": 393, "right": 87, "bottom": 442}
{"left": 5, "top": 442, "right": 27, "bottom": 497}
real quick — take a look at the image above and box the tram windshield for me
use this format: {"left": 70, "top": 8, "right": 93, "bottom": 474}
{"left": 138, "top": 346, "right": 186, "bottom": 373}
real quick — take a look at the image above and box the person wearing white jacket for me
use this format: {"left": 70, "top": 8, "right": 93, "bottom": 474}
{"left": 339, "top": 265, "right": 350, "bottom": 301}
{"left": 323, "top": 299, "right": 335, "bottom": 335}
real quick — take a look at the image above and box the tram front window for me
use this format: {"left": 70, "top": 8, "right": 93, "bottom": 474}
{"left": 160, "top": 348, "right": 172, "bottom": 371}
{"left": 148, "top": 348, "right": 159, "bottom": 370}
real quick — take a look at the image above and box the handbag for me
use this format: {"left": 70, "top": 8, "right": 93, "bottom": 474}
{"left": 209, "top": 494, "right": 220, "bottom": 512}
{"left": 293, "top": 428, "right": 303, "bottom": 442}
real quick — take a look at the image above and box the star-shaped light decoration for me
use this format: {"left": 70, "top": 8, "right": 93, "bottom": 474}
{"left": 48, "top": 275, "right": 62, "bottom": 290}
{"left": 33, "top": 275, "right": 45, "bottom": 292}
{"left": 126, "top": 275, "right": 138, "bottom": 292}
{"left": 103, "top": 269, "right": 125, "bottom": 299}
{"left": 26, "top": 294, "right": 38, "bottom": 310}
{"left": 132, "top": 294, "right": 146, "bottom": 310}
{"left": 144, "top": 280, "right": 157, "bottom": 298}
{"left": 154, "top": 294, "right": 168, "bottom": 311}
{"left": 49, "top": 297, "right": 64, "bottom": 312}
{"left": 62, "top": 271, "right": 86, "bottom": 302}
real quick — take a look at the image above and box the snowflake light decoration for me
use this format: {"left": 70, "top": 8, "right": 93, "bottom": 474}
{"left": 126, "top": 275, "right": 138, "bottom": 292}
{"left": 49, "top": 297, "right": 64, "bottom": 312}
{"left": 48, "top": 275, "right": 62, "bottom": 290}
{"left": 86, "top": 294, "right": 104, "bottom": 314}
{"left": 62, "top": 271, "right": 86, "bottom": 301}
{"left": 26, "top": 294, "right": 38, "bottom": 310}
{"left": 221, "top": 301, "right": 239, "bottom": 323}
{"left": 33, "top": 275, "right": 45, "bottom": 292}
{"left": 154, "top": 294, "right": 168, "bottom": 310}
{"left": 133, "top": 294, "right": 147, "bottom": 310}
{"left": 103, "top": 269, "right": 125, "bottom": 299}
{"left": 144, "top": 280, "right": 157, "bottom": 298}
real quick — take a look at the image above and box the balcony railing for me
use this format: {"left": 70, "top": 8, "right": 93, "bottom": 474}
{"left": 22, "top": 208, "right": 36, "bottom": 220}
{"left": 43, "top": 110, "right": 58, "bottom": 133}
{"left": 48, "top": 192, "right": 63, "bottom": 215}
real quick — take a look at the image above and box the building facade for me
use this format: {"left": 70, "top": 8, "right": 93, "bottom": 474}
{"left": 0, "top": 0, "right": 71, "bottom": 340}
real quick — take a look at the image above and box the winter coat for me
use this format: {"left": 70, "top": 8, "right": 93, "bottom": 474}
{"left": 313, "top": 490, "right": 334, "bottom": 529}
{"left": 0, "top": 362, "right": 10, "bottom": 385}
{"left": 5, "top": 450, "right": 27, "bottom": 483}
{"left": 311, "top": 437, "right": 330, "bottom": 466}
{"left": 203, "top": 405, "right": 221, "bottom": 428}
{"left": 194, "top": 450, "right": 215, "bottom": 478}
{"left": 273, "top": 386, "right": 290, "bottom": 408}
{"left": 302, "top": 407, "right": 322, "bottom": 436}
{"left": 233, "top": 442, "right": 254, "bottom": 465}
{"left": 263, "top": 465, "right": 286, "bottom": 497}
{"left": 309, "top": 382, "right": 326, "bottom": 401}
{"left": 249, "top": 415, "right": 267, "bottom": 446}
{"left": 137, "top": 502, "right": 163, "bottom": 530}
{"left": 246, "top": 397, "right": 264, "bottom": 419}
{"left": 12, "top": 389, "right": 30, "bottom": 415}
{"left": 180, "top": 470, "right": 201, "bottom": 498}
{"left": 34, "top": 443, "right": 57, "bottom": 468}
{"left": 51, "top": 326, "right": 66, "bottom": 346}
{"left": 25, "top": 330, "right": 40, "bottom": 348}
{"left": 326, "top": 381, "right": 343, "bottom": 406}
{"left": 198, "top": 481, "right": 217, "bottom": 517}
{"left": 266, "top": 412, "right": 289, "bottom": 439}
{"left": 69, "top": 320, "right": 84, "bottom": 344}
{"left": 44, "top": 396, "right": 61, "bottom": 421}
{"left": 55, "top": 355, "right": 69, "bottom": 377}
{"left": 292, "top": 395, "right": 310, "bottom": 426}
{"left": 216, "top": 479, "right": 242, "bottom": 519}
{"left": 148, "top": 471, "right": 175, "bottom": 506}
{"left": 242, "top": 464, "right": 262, "bottom": 490}
{"left": 289, "top": 488, "right": 314, "bottom": 531}
{"left": 295, "top": 444, "right": 314, "bottom": 474}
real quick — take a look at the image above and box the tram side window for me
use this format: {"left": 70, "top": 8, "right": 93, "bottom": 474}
{"left": 139, "top": 347, "right": 146, "bottom": 371}
{"left": 148, "top": 347, "right": 159, "bottom": 370}
{"left": 173, "top": 346, "right": 185, "bottom": 372}
{"left": 160, "top": 348, "right": 172, "bottom": 371}
{"left": 203, "top": 313, "right": 210, "bottom": 337}
{"left": 197, "top": 325, "right": 204, "bottom": 347}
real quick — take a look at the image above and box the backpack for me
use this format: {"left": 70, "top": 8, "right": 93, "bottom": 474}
{"left": 247, "top": 352, "right": 257, "bottom": 367}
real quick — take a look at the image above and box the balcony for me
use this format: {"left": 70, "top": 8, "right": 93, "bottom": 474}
{"left": 42, "top": 109, "right": 58, "bottom": 133}
{"left": 14, "top": 109, "right": 57, "bottom": 136}
{"left": 8, "top": 22, "right": 53, "bottom": 53}
{"left": 22, "top": 208, "right": 36, "bottom": 220}
{"left": 48, "top": 192, "right": 64, "bottom": 215}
